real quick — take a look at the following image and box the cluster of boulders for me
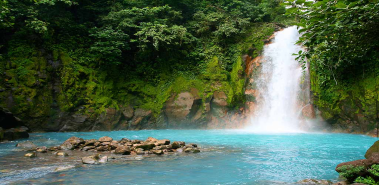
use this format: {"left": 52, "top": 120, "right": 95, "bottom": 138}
{"left": 58, "top": 136, "right": 200, "bottom": 155}
{"left": 18, "top": 136, "right": 200, "bottom": 165}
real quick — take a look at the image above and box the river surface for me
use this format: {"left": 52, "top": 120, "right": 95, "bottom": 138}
{"left": 0, "top": 130, "right": 376, "bottom": 184}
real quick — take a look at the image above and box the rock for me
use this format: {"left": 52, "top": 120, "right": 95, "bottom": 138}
{"left": 336, "top": 159, "right": 371, "bottom": 172}
{"left": 56, "top": 152, "right": 69, "bottom": 157}
{"left": 134, "top": 148, "right": 144, "bottom": 155}
{"left": 176, "top": 148, "right": 183, "bottom": 153}
{"left": 365, "top": 140, "right": 379, "bottom": 159}
{"left": 135, "top": 143, "right": 156, "bottom": 150}
{"left": 96, "top": 146, "right": 110, "bottom": 151}
{"left": 99, "top": 136, "right": 113, "bottom": 142}
{"left": 25, "top": 152, "right": 37, "bottom": 158}
{"left": 301, "top": 104, "right": 316, "bottom": 119}
{"left": 297, "top": 179, "right": 332, "bottom": 185}
{"left": 0, "top": 127, "right": 3, "bottom": 141}
{"left": 61, "top": 136, "right": 84, "bottom": 150}
{"left": 55, "top": 165, "right": 75, "bottom": 172}
{"left": 157, "top": 139, "right": 170, "bottom": 145}
{"left": 332, "top": 181, "right": 347, "bottom": 185}
{"left": 82, "top": 154, "right": 106, "bottom": 164}
{"left": 36, "top": 146, "right": 47, "bottom": 153}
{"left": 48, "top": 146, "right": 60, "bottom": 151}
{"left": 172, "top": 141, "right": 185, "bottom": 149}
{"left": 188, "top": 143, "right": 198, "bottom": 148}
{"left": 152, "top": 150, "right": 163, "bottom": 155}
{"left": 2, "top": 126, "right": 29, "bottom": 141}
{"left": 164, "top": 92, "right": 195, "bottom": 126}
{"left": 146, "top": 137, "right": 158, "bottom": 143}
{"left": 184, "top": 148, "right": 200, "bottom": 153}
{"left": 119, "top": 138, "right": 131, "bottom": 143}
{"left": 122, "top": 105, "right": 134, "bottom": 120}
{"left": 131, "top": 140, "right": 142, "bottom": 144}
{"left": 101, "top": 142, "right": 111, "bottom": 146}
{"left": 115, "top": 146, "right": 131, "bottom": 155}
{"left": 83, "top": 146, "right": 95, "bottom": 151}
{"left": 16, "top": 141, "right": 37, "bottom": 150}
{"left": 99, "top": 156, "right": 108, "bottom": 164}
{"left": 84, "top": 139, "right": 97, "bottom": 146}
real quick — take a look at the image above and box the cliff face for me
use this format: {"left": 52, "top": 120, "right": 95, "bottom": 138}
{"left": 311, "top": 71, "right": 379, "bottom": 134}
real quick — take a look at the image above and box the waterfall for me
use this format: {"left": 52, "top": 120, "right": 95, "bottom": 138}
{"left": 247, "top": 26, "right": 304, "bottom": 133}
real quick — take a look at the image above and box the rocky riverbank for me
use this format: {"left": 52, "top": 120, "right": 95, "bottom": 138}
{"left": 20, "top": 136, "right": 200, "bottom": 164}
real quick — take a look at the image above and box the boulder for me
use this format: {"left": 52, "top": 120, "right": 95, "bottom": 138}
{"left": 82, "top": 146, "right": 95, "bottom": 151}
{"left": 115, "top": 146, "right": 131, "bottom": 155}
{"left": 3, "top": 126, "right": 29, "bottom": 141}
{"left": 82, "top": 154, "right": 107, "bottom": 164}
{"left": 36, "top": 146, "right": 47, "bottom": 153}
{"left": 48, "top": 146, "right": 60, "bottom": 151}
{"left": 25, "top": 152, "right": 37, "bottom": 158}
{"left": 164, "top": 92, "right": 195, "bottom": 125}
{"left": 119, "top": 138, "right": 131, "bottom": 143}
{"left": 184, "top": 148, "right": 200, "bottom": 153}
{"left": 122, "top": 105, "right": 134, "bottom": 120}
{"left": 145, "top": 137, "right": 158, "bottom": 143}
{"left": 297, "top": 179, "right": 332, "bottom": 185}
{"left": 16, "top": 141, "right": 37, "bottom": 150}
{"left": 131, "top": 140, "right": 142, "bottom": 144}
{"left": 84, "top": 139, "right": 97, "bottom": 146}
{"left": 134, "top": 148, "right": 144, "bottom": 155}
{"left": 172, "top": 141, "right": 185, "bottom": 149}
{"left": 96, "top": 146, "right": 110, "bottom": 151}
{"left": 157, "top": 139, "right": 170, "bottom": 145}
{"left": 61, "top": 136, "right": 85, "bottom": 150}
{"left": 99, "top": 136, "right": 113, "bottom": 142}
{"left": 336, "top": 159, "right": 371, "bottom": 172}
{"left": 135, "top": 143, "right": 156, "bottom": 150}
{"left": 99, "top": 156, "right": 108, "bottom": 164}
{"left": 56, "top": 152, "right": 69, "bottom": 157}
{"left": 365, "top": 140, "right": 379, "bottom": 159}
{"left": 152, "top": 150, "right": 163, "bottom": 155}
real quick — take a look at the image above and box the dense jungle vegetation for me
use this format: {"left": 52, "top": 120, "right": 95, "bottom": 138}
{"left": 0, "top": 0, "right": 290, "bottom": 119}
{"left": 289, "top": 0, "right": 379, "bottom": 130}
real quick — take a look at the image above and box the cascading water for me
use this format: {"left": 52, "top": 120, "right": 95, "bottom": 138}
{"left": 248, "top": 26, "right": 304, "bottom": 133}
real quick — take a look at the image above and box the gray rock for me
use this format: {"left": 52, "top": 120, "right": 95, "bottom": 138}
{"left": 157, "top": 139, "right": 170, "bottom": 145}
{"left": 55, "top": 165, "right": 75, "bottom": 172}
{"left": 60, "top": 136, "right": 84, "bottom": 150}
{"left": 82, "top": 154, "right": 107, "bottom": 164}
{"left": 16, "top": 141, "right": 37, "bottom": 150}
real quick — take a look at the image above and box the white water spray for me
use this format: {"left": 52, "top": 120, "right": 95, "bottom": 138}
{"left": 248, "top": 26, "right": 303, "bottom": 133}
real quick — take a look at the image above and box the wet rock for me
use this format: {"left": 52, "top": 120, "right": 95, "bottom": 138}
{"left": 135, "top": 143, "right": 156, "bottom": 150}
{"left": 56, "top": 152, "right": 69, "bottom": 157}
{"left": 134, "top": 148, "right": 144, "bottom": 155}
{"left": 61, "top": 136, "right": 84, "bottom": 150}
{"left": 146, "top": 137, "right": 158, "bottom": 143}
{"left": 36, "top": 146, "right": 47, "bottom": 153}
{"left": 131, "top": 140, "right": 142, "bottom": 144}
{"left": 122, "top": 106, "right": 134, "bottom": 120}
{"left": 115, "top": 146, "right": 131, "bottom": 155}
{"left": 99, "top": 136, "right": 113, "bottom": 142}
{"left": 55, "top": 165, "right": 75, "bottom": 172}
{"left": 297, "top": 179, "right": 332, "bottom": 185}
{"left": 82, "top": 146, "right": 95, "bottom": 151}
{"left": 188, "top": 143, "right": 198, "bottom": 148}
{"left": 184, "top": 148, "right": 200, "bottom": 153}
{"left": 332, "top": 182, "right": 347, "bottom": 185}
{"left": 48, "top": 146, "right": 60, "bottom": 151}
{"left": 365, "top": 140, "right": 379, "bottom": 159}
{"left": 172, "top": 141, "right": 185, "bottom": 149}
{"left": 119, "top": 138, "right": 131, "bottom": 143}
{"left": 99, "top": 156, "right": 108, "bottom": 164}
{"left": 96, "top": 146, "right": 110, "bottom": 151}
{"left": 336, "top": 159, "right": 371, "bottom": 172}
{"left": 157, "top": 139, "right": 170, "bottom": 145}
{"left": 84, "top": 139, "right": 97, "bottom": 146}
{"left": 16, "top": 141, "right": 37, "bottom": 150}
{"left": 82, "top": 154, "right": 107, "bottom": 164}
{"left": 152, "top": 150, "right": 163, "bottom": 155}
{"left": 25, "top": 152, "right": 37, "bottom": 158}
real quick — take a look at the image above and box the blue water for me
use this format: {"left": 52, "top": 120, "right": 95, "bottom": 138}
{"left": 0, "top": 130, "right": 376, "bottom": 184}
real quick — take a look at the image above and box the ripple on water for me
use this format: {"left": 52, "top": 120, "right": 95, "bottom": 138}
{"left": 0, "top": 130, "right": 376, "bottom": 184}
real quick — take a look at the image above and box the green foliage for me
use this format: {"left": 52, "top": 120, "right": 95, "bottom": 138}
{"left": 337, "top": 165, "right": 365, "bottom": 181}
{"left": 0, "top": 0, "right": 288, "bottom": 121}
